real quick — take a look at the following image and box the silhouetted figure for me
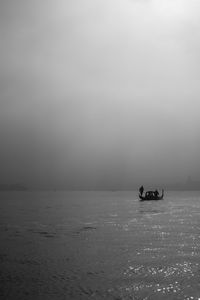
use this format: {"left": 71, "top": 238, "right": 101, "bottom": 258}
{"left": 145, "top": 191, "right": 153, "bottom": 199}
{"left": 139, "top": 185, "right": 144, "bottom": 196}
{"left": 154, "top": 189, "right": 159, "bottom": 198}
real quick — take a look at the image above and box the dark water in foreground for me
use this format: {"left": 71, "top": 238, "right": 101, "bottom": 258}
{"left": 0, "top": 191, "right": 200, "bottom": 300}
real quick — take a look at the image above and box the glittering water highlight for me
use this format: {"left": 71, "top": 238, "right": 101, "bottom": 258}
{"left": 0, "top": 190, "right": 200, "bottom": 299}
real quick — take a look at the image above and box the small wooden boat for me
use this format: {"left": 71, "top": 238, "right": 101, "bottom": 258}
{"left": 139, "top": 189, "right": 164, "bottom": 201}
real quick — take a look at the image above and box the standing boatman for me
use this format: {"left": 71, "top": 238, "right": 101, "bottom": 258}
{"left": 139, "top": 185, "right": 144, "bottom": 196}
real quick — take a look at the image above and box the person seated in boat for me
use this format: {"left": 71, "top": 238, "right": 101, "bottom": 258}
{"left": 154, "top": 189, "right": 159, "bottom": 198}
{"left": 145, "top": 191, "right": 153, "bottom": 198}
{"left": 139, "top": 185, "right": 144, "bottom": 196}
{"left": 149, "top": 191, "right": 154, "bottom": 198}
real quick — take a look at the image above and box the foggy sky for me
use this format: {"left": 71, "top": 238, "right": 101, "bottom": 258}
{"left": 1, "top": 0, "right": 200, "bottom": 188}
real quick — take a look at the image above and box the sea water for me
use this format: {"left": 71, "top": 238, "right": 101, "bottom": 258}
{"left": 0, "top": 190, "right": 200, "bottom": 300}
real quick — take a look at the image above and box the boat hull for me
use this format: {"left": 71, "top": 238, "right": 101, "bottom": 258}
{"left": 139, "top": 194, "right": 164, "bottom": 201}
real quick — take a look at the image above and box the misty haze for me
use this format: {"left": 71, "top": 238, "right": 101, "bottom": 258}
{"left": 0, "top": 0, "right": 200, "bottom": 190}
{"left": 1, "top": 1, "right": 200, "bottom": 300}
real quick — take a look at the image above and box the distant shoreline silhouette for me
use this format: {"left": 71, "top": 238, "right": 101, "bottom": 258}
{"left": 0, "top": 184, "right": 27, "bottom": 191}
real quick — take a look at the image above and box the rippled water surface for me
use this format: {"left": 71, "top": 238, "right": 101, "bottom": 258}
{"left": 1, "top": 191, "right": 200, "bottom": 299}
